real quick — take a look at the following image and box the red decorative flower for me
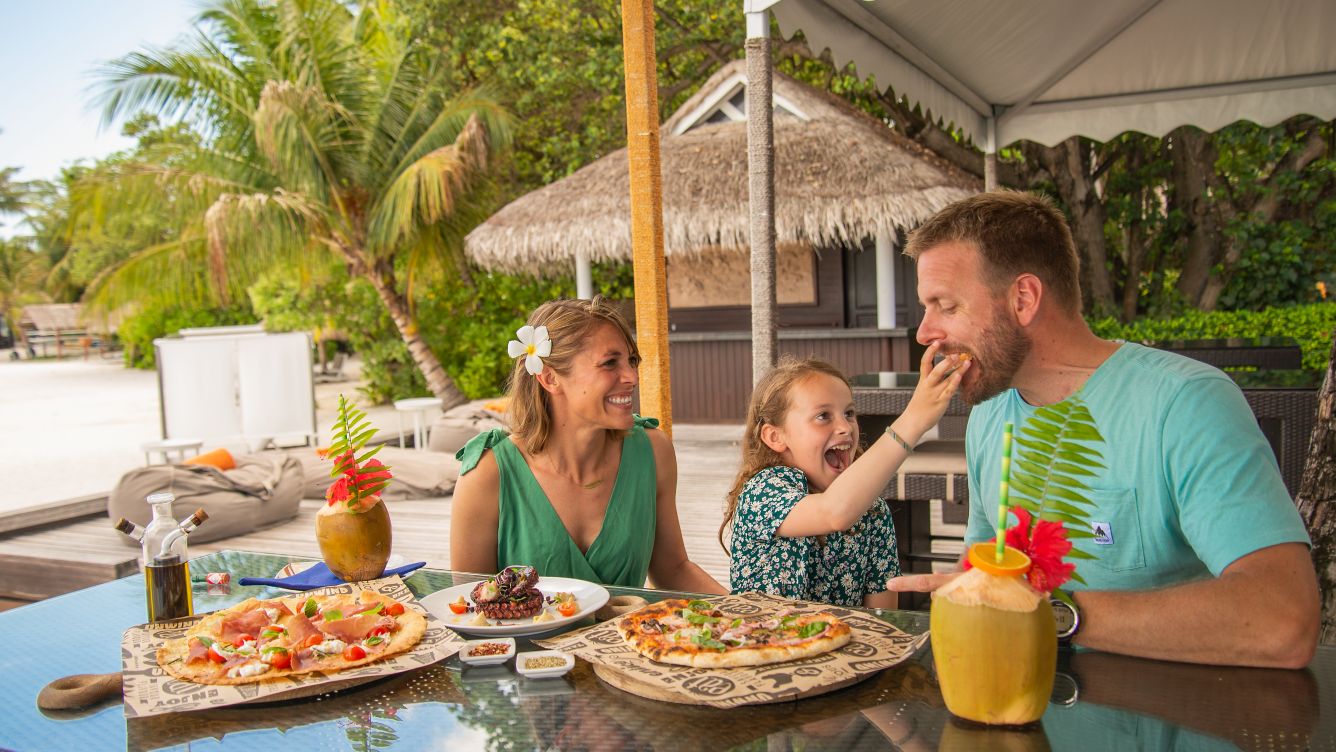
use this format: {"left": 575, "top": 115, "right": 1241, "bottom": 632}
{"left": 966, "top": 507, "right": 1075, "bottom": 593}
{"left": 325, "top": 475, "right": 352, "bottom": 506}
{"left": 357, "top": 458, "right": 392, "bottom": 487}
{"left": 324, "top": 458, "right": 392, "bottom": 513}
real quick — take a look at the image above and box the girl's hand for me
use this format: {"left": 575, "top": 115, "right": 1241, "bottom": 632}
{"left": 898, "top": 342, "right": 969, "bottom": 441}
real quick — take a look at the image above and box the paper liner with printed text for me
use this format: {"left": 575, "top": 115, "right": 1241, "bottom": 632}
{"left": 534, "top": 592, "right": 929, "bottom": 708}
{"left": 121, "top": 575, "right": 462, "bottom": 717}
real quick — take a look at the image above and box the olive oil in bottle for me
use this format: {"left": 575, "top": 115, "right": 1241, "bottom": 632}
{"left": 145, "top": 556, "right": 194, "bottom": 621}
{"left": 130, "top": 492, "right": 208, "bottom": 622}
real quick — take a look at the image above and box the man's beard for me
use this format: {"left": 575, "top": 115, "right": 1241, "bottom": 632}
{"left": 961, "top": 310, "right": 1031, "bottom": 405}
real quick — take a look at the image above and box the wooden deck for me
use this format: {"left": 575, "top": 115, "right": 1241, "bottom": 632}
{"left": 0, "top": 425, "right": 742, "bottom": 601}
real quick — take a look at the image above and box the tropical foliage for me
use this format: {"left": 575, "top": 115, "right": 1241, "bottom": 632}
{"left": 0, "top": 239, "right": 48, "bottom": 349}
{"left": 80, "top": 0, "right": 510, "bottom": 407}
{"left": 1007, "top": 398, "right": 1107, "bottom": 586}
{"left": 2, "top": 0, "right": 1328, "bottom": 400}
{"left": 324, "top": 394, "right": 392, "bottom": 512}
{"left": 1089, "top": 303, "right": 1336, "bottom": 372}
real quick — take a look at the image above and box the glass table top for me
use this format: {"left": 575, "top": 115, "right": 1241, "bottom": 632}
{"left": 3, "top": 550, "right": 1331, "bottom": 751}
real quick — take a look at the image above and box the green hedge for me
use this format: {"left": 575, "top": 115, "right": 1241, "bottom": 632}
{"left": 1088, "top": 303, "right": 1336, "bottom": 371}
{"left": 250, "top": 264, "right": 634, "bottom": 404}
{"left": 118, "top": 303, "right": 257, "bottom": 369}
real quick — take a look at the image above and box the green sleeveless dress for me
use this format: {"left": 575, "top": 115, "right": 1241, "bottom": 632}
{"left": 455, "top": 416, "right": 659, "bottom": 587}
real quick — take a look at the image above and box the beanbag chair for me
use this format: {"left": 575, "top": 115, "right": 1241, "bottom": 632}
{"left": 427, "top": 398, "right": 508, "bottom": 455}
{"left": 183, "top": 447, "right": 236, "bottom": 471}
{"left": 109, "top": 454, "right": 304, "bottom": 546}
{"left": 283, "top": 446, "right": 460, "bottom": 501}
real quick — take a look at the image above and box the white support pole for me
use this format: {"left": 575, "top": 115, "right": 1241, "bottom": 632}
{"left": 984, "top": 116, "right": 998, "bottom": 191}
{"left": 875, "top": 229, "right": 897, "bottom": 329}
{"left": 575, "top": 250, "right": 593, "bottom": 300}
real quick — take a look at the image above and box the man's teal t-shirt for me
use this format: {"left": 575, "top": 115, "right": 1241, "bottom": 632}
{"left": 965, "top": 342, "right": 1309, "bottom": 591}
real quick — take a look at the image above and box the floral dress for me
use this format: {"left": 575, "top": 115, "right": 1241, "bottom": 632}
{"left": 728, "top": 465, "right": 901, "bottom": 607}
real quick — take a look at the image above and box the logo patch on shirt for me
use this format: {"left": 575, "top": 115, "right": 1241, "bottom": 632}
{"left": 1091, "top": 522, "right": 1114, "bottom": 545}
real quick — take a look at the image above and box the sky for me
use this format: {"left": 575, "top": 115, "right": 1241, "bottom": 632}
{"left": 0, "top": 0, "right": 200, "bottom": 185}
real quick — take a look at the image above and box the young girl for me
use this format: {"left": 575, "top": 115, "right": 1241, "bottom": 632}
{"left": 722, "top": 344, "right": 967, "bottom": 608}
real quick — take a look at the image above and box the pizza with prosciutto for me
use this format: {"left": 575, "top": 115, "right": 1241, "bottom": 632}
{"left": 157, "top": 590, "right": 426, "bottom": 685}
{"left": 617, "top": 599, "right": 852, "bottom": 668}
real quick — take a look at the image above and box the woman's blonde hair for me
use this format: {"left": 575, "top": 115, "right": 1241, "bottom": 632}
{"left": 505, "top": 296, "right": 639, "bottom": 455}
{"left": 718, "top": 357, "right": 860, "bottom": 552}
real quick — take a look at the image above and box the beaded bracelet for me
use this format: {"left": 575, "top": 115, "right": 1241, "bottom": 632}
{"left": 885, "top": 426, "right": 914, "bottom": 454}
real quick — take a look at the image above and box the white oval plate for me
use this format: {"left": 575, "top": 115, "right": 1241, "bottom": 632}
{"left": 422, "top": 576, "right": 610, "bottom": 637}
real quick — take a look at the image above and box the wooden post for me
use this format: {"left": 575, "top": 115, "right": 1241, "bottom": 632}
{"left": 620, "top": 0, "right": 672, "bottom": 434}
{"left": 746, "top": 9, "right": 776, "bottom": 384}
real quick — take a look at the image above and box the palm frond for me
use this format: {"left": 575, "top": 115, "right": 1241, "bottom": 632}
{"left": 328, "top": 394, "right": 392, "bottom": 508}
{"left": 1009, "top": 397, "right": 1107, "bottom": 567}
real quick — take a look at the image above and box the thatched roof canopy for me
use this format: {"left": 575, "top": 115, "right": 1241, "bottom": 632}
{"left": 467, "top": 61, "right": 980, "bottom": 273}
{"left": 20, "top": 303, "right": 85, "bottom": 333}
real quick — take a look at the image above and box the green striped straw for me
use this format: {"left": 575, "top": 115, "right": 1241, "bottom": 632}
{"left": 995, "top": 422, "right": 1014, "bottom": 563}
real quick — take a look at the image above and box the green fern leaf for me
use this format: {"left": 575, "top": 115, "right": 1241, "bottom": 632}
{"left": 326, "top": 394, "right": 392, "bottom": 508}
{"left": 1006, "top": 393, "right": 1106, "bottom": 579}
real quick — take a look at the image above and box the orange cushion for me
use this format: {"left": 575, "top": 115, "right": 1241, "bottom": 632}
{"left": 184, "top": 448, "right": 236, "bottom": 471}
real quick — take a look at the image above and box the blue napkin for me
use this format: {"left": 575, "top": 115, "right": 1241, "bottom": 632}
{"left": 238, "top": 561, "right": 427, "bottom": 591}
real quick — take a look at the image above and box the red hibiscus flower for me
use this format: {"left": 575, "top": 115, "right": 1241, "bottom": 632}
{"left": 325, "top": 458, "right": 391, "bottom": 512}
{"left": 326, "top": 475, "right": 352, "bottom": 506}
{"left": 1010, "top": 507, "right": 1075, "bottom": 593}
{"left": 965, "top": 507, "right": 1075, "bottom": 593}
{"left": 356, "top": 459, "right": 392, "bottom": 492}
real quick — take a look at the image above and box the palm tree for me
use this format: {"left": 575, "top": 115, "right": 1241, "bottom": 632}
{"left": 0, "top": 239, "right": 49, "bottom": 353}
{"left": 0, "top": 166, "right": 26, "bottom": 216}
{"left": 85, "top": 0, "right": 509, "bottom": 407}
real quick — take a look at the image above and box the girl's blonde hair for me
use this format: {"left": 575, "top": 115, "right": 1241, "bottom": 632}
{"left": 505, "top": 296, "right": 639, "bottom": 455}
{"left": 718, "top": 357, "right": 859, "bottom": 551}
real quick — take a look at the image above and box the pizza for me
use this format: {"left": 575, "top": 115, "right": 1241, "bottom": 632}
{"left": 156, "top": 590, "right": 426, "bottom": 685}
{"left": 616, "top": 598, "right": 852, "bottom": 668}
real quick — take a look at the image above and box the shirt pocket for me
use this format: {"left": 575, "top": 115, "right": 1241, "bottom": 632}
{"left": 1084, "top": 487, "right": 1146, "bottom": 573}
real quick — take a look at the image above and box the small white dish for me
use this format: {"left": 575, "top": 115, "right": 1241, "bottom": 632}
{"left": 514, "top": 650, "right": 574, "bottom": 679}
{"left": 458, "top": 637, "right": 517, "bottom": 667}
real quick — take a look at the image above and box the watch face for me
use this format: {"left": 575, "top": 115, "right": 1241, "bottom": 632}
{"left": 1050, "top": 671, "right": 1079, "bottom": 706}
{"left": 1052, "top": 599, "right": 1078, "bottom": 638}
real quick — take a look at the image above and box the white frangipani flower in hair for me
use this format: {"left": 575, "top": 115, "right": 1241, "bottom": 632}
{"left": 507, "top": 325, "right": 552, "bottom": 375}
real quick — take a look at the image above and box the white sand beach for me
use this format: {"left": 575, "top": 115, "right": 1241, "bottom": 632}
{"left": 2, "top": 358, "right": 161, "bottom": 513}
{"left": 0, "top": 356, "right": 397, "bottom": 515}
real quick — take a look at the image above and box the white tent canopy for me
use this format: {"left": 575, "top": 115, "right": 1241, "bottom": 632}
{"left": 734, "top": 0, "right": 1336, "bottom": 377}
{"left": 750, "top": 0, "right": 1336, "bottom": 150}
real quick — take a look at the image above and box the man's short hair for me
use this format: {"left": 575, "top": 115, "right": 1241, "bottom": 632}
{"left": 904, "top": 191, "right": 1082, "bottom": 312}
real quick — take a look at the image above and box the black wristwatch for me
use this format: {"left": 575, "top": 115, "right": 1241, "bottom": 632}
{"left": 1050, "top": 595, "right": 1080, "bottom": 644}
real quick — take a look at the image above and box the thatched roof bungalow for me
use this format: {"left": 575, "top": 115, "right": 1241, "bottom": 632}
{"left": 467, "top": 61, "right": 980, "bottom": 420}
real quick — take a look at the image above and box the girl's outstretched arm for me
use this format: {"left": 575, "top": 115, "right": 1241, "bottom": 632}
{"left": 777, "top": 344, "right": 968, "bottom": 538}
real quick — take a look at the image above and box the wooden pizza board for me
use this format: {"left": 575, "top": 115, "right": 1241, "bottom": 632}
{"left": 592, "top": 662, "right": 875, "bottom": 705}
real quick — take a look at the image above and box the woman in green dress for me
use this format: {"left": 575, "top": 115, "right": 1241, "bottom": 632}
{"left": 451, "top": 297, "right": 725, "bottom": 592}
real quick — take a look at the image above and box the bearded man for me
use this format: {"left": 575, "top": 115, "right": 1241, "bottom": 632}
{"left": 890, "top": 191, "right": 1318, "bottom": 669}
